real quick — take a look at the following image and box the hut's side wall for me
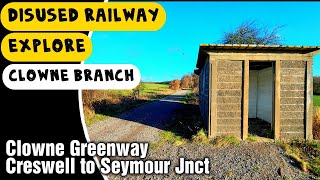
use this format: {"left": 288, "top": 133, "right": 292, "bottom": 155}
{"left": 199, "top": 58, "right": 210, "bottom": 129}
{"left": 216, "top": 60, "right": 243, "bottom": 138}
{"left": 280, "top": 60, "right": 306, "bottom": 139}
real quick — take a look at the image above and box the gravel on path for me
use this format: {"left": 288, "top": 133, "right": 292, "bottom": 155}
{"left": 108, "top": 142, "right": 317, "bottom": 179}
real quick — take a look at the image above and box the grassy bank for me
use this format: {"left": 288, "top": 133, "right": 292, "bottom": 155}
{"left": 314, "top": 95, "right": 320, "bottom": 107}
{"left": 83, "top": 83, "right": 173, "bottom": 126}
{"left": 278, "top": 140, "right": 320, "bottom": 176}
{"left": 313, "top": 107, "right": 320, "bottom": 140}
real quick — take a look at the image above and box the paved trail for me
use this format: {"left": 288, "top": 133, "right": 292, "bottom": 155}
{"left": 87, "top": 90, "right": 189, "bottom": 143}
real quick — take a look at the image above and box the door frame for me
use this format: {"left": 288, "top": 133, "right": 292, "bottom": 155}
{"left": 242, "top": 60, "right": 279, "bottom": 140}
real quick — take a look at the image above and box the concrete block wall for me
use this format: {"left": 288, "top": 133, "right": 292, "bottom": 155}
{"left": 280, "top": 61, "right": 306, "bottom": 139}
{"left": 216, "top": 60, "right": 243, "bottom": 138}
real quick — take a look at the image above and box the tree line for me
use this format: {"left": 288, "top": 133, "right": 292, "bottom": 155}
{"left": 169, "top": 73, "right": 199, "bottom": 93}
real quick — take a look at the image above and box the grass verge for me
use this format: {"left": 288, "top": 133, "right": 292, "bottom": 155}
{"left": 192, "top": 129, "right": 210, "bottom": 144}
{"left": 313, "top": 107, "right": 320, "bottom": 140}
{"left": 210, "top": 135, "right": 240, "bottom": 147}
{"left": 83, "top": 83, "right": 174, "bottom": 126}
{"left": 278, "top": 140, "right": 320, "bottom": 176}
{"left": 247, "top": 134, "right": 259, "bottom": 142}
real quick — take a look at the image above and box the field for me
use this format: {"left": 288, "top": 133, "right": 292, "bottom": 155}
{"left": 109, "top": 83, "right": 170, "bottom": 98}
{"left": 314, "top": 95, "right": 320, "bottom": 107}
{"left": 82, "top": 83, "right": 173, "bottom": 126}
{"left": 140, "top": 83, "right": 170, "bottom": 97}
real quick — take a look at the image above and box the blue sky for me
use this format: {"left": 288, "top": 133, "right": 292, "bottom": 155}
{"left": 86, "top": 2, "right": 320, "bottom": 82}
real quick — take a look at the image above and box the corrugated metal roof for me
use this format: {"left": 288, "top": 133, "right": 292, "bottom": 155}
{"left": 200, "top": 44, "right": 320, "bottom": 53}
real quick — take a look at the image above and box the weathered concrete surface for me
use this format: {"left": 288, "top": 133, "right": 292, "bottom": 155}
{"left": 216, "top": 60, "right": 243, "bottom": 138}
{"left": 280, "top": 60, "right": 306, "bottom": 139}
{"left": 87, "top": 90, "right": 189, "bottom": 143}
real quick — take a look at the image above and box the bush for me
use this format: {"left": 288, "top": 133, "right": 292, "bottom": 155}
{"left": 169, "top": 79, "right": 180, "bottom": 90}
{"left": 191, "top": 73, "right": 199, "bottom": 93}
{"left": 313, "top": 108, "right": 320, "bottom": 140}
{"left": 180, "top": 75, "right": 192, "bottom": 88}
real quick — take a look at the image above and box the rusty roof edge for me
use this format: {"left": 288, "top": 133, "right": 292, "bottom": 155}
{"left": 199, "top": 44, "right": 320, "bottom": 52}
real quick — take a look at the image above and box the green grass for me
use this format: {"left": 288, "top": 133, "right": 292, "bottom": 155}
{"left": 314, "top": 95, "right": 320, "bottom": 107}
{"left": 110, "top": 83, "right": 171, "bottom": 101}
{"left": 108, "top": 83, "right": 170, "bottom": 97}
{"left": 85, "top": 114, "right": 108, "bottom": 126}
{"left": 141, "top": 83, "right": 170, "bottom": 96}
{"left": 150, "top": 131, "right": 187, "bottom": 150}
{"left": 210, "top": 135, "right": 240, "bottom": 147}
{"left": 192, "top": 129, "right": 209, "bottom": 144}
{"left": 160, "top": 131, "right": 187, "bottom": 145}
{"left": 247, "top": 134, "right": 259, "bottom": 142}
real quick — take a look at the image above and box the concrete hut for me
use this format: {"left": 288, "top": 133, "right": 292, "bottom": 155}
{"left": 194, "top": 44, "right": 319, "bottom": 140}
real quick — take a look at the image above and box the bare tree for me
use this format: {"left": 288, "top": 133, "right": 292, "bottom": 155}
{"left": 222, "top": 20, "right": 284, "bottom": 45}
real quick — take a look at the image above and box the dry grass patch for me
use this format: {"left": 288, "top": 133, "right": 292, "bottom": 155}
{"left": 160, "top": 131, "right": 187, "bottom": 145}
{"left": 278, "top": 140, "right": 320, "bottom": 176}
{"left": 191, "top": 129, "right": 209, "bottom": 144}
{"left": 313, "top": 107, "right": 320, "bottom": 140}
{"left": 247, "top": 134, "right": 258, "bottom": 142}
{"left": 210, "top": 135, "right": 240, "bottom": 147}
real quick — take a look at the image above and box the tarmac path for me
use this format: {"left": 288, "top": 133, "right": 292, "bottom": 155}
{"left": 87, "top": 90, "right": 189, "bottom": 143}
